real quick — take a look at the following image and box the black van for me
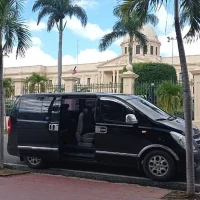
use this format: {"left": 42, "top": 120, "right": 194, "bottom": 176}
{"left": 7, "top": 93, "right": 200, "bottom": 181}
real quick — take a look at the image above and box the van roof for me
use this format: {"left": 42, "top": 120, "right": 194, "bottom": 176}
{"left": 19, "top": 92, "right": 137, "bottom": 99}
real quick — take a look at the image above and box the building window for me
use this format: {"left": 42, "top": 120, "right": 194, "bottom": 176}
{"left": 136, "top": 45, "right": 140, "bottom": 54}
{"left": 87, "top": 78, "right": 91, "bottom": 85}
{"left": 179, "top": 73, "right": 182, "bottom": 81}
{"left": 150, "top": 46, "right": 154, "bottom": 55}
{"left": 144, "top": 45, "right": 147, "bottom": 54}
{"left": 49, "top": 80, "right": 52, "bottom": 85}
{"left": 156, "top": 47, "right": 158, "bottom": 55}
{"left": 125, "top": 47, "right": 128, "bottom": 54}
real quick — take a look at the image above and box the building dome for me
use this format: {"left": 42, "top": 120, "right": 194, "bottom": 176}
{"left": 123, "top": 25, "right": 159, "bottom": 43}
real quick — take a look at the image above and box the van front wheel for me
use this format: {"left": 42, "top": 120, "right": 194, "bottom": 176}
{"left": 25, "top": 156, "right": 46, "bottom": 169}
{"left": 142, "top": 150, "right": 176, "bottom": 181}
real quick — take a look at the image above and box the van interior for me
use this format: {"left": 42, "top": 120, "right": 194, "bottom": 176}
{"left": 59, "top": 97, "right": 96, "bottom": 159}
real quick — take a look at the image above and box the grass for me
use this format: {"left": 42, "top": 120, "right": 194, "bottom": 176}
{"left": 163, "top": 191, "right": 200, "bottom": 200}
{"left": 0, "top": 168, "right": 30, "bottom": 177}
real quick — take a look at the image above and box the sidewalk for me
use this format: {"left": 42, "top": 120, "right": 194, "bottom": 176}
{"left": 0, "top": 173, "right": 170, "bottom": 200}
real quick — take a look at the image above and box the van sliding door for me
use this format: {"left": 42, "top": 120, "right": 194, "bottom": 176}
{"left": 17, "top": 95, "right": 61, "bottom": 160}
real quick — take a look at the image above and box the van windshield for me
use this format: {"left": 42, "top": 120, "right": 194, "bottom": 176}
{"left": 120, "top": 95, "right": 172, "bottom": 120}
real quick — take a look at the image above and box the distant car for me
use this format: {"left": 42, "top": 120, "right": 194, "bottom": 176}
{"left": 7, "top": 92, "right": 200, "bottom": 181}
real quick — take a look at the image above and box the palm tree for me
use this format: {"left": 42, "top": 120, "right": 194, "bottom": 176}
{"left": 3, "top": 78, "right": 14, "bottom": 99}
{"left": 25, "top": 72, "right": 48, "bottom": 93}
{"left": 117, "top": 0, "right": 200, "bottom": 196}
{"left": 99, "top": 11, "right": 158, "bottom": 67}
{"left": 32, "top": 0, "right": 87, "bottom": 92}
{"left": 156, "top": 81, "right": 183, "bottom": 114}
{"left": 0, "top": 0, "right": 32, "bottom": 168}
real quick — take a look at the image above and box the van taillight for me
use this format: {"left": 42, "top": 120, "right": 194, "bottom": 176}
{"left": 8, "top": 117, "right": 11, "bottom": 135}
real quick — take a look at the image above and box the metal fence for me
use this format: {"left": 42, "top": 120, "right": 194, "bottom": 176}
{"left": 23, "top": 84, "right": 65, "bottom": 94}
{"left": 134, "top": 80, "right": 194, "bottom": 120}
{"left": 74, "top": 83, "right": 122, "bottom": 93}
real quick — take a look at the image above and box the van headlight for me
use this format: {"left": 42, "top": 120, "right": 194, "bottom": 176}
{"left": 170, "top": 131, "right": 197, "bottom": 152}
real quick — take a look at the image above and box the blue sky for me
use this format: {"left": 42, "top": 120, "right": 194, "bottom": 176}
{"left": 4, "top": 0, "right": 200, "bottom": 67}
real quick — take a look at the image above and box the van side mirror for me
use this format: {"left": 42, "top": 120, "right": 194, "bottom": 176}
{"left": 126, "top": 114, "right": 138, "bottom": 124}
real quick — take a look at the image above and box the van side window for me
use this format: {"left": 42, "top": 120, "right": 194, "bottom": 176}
{"left": 63, "top": 98, "right": 79, "bottom": 111}
{"left": 18, "top": 96, "right": 43, "bottom": 120}
{"left": 100, "top": 100, "right": 130, "bottom": 123}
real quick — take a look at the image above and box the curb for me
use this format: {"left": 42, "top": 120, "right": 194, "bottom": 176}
{"left": 4, "top": 163, "right": 200, "bottom": 192}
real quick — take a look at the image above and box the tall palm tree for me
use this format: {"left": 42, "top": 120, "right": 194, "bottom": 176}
{"left": 25, "top": 72, "right": 48, "bottom": 93}
{"left": 117, "top": 0, "right": 200, "bottom": 196}
{"left": 3, "top": 78, "right": 14, "bottom": 98}
{"left": 0, "top": 0, "right": 32, "bottom": 168}
{"left": 99, "top": 11, "right": 158, "bottom": 67}
{"left": 32, "top": 0, "right": 87, "bottom": 92}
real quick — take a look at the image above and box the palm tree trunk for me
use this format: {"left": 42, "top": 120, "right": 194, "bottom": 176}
{"left": 57, "top": 19, "right": 63, "bottom": 92}
{"left": 128, "top": 34, "right": 134, "bottom": 65}
{"left": 0, "top": 31, "right": 4, "bottom": 168}
{"left": 174, "top": 0, "right": 195, "bottom": 196}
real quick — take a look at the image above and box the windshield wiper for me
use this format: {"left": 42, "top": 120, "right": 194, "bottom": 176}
{"left": 156, "top": 116, "right": 176, "bottom": 121}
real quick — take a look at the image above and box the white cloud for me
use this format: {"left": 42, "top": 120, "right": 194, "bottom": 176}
{"left": 76, "top": 0, "right": 99, "bottom": 9}
{"left": 4, "top": 46, "right": 57, "bottom": 67}
{"left": 4, "top": 45, "right": 118, "bottom": 67}
{"left": 159, "top": 26, "right": 200, "bottom": 57}
{"left": 27, "top": 20, "right": 46, "bottom": 31}
{"left": 31, "top": 37, "right": 42, "bottom": 46}
{"left": 114, "top": 38, "right": 123, "bottom": 46}
{"left": 65, "top": 17, "right": 111, "bottom": 40}
{"left": 156, "top": 5, "right": 174, "bottom": 34}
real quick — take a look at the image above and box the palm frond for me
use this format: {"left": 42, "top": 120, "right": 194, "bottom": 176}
{"left": 66, "top": 5, "right": 87, "bottom": 27}
{"left": 37, "top": 6, "right": 56, "bottom": 25}
{"left": 134, "top": 30, "right": 148, "bottom": 50}
{"left": 15, "top": 21, "right": 32, "bottom": 58}
{"left": 99, "top": 31, "right": 126, "bottom": 52}
{"left": 32, "top": 0, "right": 57, "bottom": 12}
{"left": 47, "top": 14, "right": 56, "bottom": 32}
{"left": 113, "top": 20, "right": 125, "bottom": 31}
{"left": 180, "top": 0, "right": 200, "bottom": 42}
{"left": 1, "top": 1, "right": 32, "bottom": 58}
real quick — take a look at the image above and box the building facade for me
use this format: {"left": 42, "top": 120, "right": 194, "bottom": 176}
{"left": 3, "top": 25, "right": 200, "bottom": 88}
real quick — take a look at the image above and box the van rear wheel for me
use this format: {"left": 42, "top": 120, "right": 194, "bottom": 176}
{"left": 142, "top": 150, "right": 176, "bottom": 181}
{"left": 25, "top": 156, "right": 45, "bottom": 169}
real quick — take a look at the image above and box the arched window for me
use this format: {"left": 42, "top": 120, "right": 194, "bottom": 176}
{"left": 150, "top": 46, "right": 154, "bottom": 55}
{"left": 125, "top": 47, "right": 128, "bottom": 54}
{"left": 136, "top": 45, "right": 140, "bottom": 54}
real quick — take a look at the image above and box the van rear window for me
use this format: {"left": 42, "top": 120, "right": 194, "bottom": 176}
{"left": 18, "top": 96, "right": 43, "bottom": 121}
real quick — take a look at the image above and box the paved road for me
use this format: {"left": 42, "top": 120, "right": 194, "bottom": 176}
{"left": 4, "top": 135, "right": 200, "bottom": 183}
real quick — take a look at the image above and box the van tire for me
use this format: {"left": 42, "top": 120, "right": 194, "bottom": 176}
{"left": 25, "top": 156, "right": 46, "bottom": 169}
{"left": 142, "top": 150, "right": 176, "bottom": 181}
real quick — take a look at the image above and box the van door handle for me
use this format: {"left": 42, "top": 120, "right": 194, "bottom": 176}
{"left": 95, "top": 126, "right": 107, "bottom": 134}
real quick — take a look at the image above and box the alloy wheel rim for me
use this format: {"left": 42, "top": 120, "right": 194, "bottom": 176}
{"left": 148, "top": 155, "right": 169, "bottom": 177}
{"left": 27, "top": 157, "right": 41, "bottom": 166}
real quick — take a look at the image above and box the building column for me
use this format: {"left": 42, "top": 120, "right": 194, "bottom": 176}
{"left": 116, "top": 70, "right": 120, "bottom": 92}
{"left": 101, "top": 71, "right": 104, "bottom": 83}
{"left": 12, "top": 78, "right": 25, "bottom": 96}
{"left": 191, "top": 68, "right": 200, "bottom": 129}
{"left": 98, "top": 71, "right": 101, "bottom": 84}
{"left": 120, "top": 69, "right": 139, "bottom": 94}
{"left": 112, "top": 70, "right": 115, "bottom": 83}
{"left": 63, "top": 76, "right": 80, "bottom": 92}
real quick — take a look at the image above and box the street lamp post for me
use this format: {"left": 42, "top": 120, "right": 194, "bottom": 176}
{"left": 167, "top": 37, "right": 176, "bottom": 65}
